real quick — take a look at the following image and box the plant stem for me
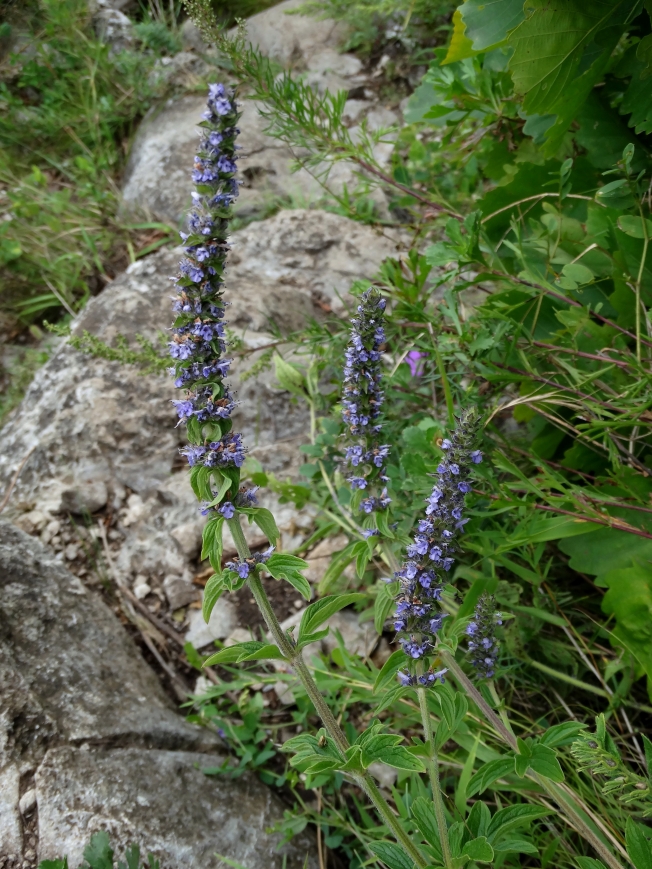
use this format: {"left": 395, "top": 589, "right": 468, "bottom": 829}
{"left": 439, "top": 650, "right": 628, "bottom": 869}
{"left": 225, "top": 516, "right": 428, "bottom": 869}
{"left": 416, "top": 675, "right": 453, "bottom": 869}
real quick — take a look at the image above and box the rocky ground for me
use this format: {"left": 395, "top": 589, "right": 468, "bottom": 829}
{"left": 0, "top": 1, "right": 408, "bottom": 864}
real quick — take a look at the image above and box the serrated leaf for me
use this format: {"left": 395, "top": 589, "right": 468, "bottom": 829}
{"left": 459, "top": 0, "right": 525, "bottom": 51}
{"left": 467, "top": 800, "right": 491, "bottom": 839}
{"left": 369, "top": 841, "right": 418, "bottom": 869}
{"left": 371, "top": 745, "right": 426, "bottom": 772}
{"left": 296, "top": 628, "right": 329, "bottom": 652}
{"left": 375, "top": 684, "right": 408, "bottom": 714}
{"left": 539, "top": 721, "right": 587, "bottom": 749}
{"left": 203, "top": 641, "right": 286, "bottom": 666}
{"left": 280, "top": 570, "right": 312, "bottom": 601}
{"left": 241, "top": 507, "right": 280, "bottom": 545}
{"left": 488, "top": 805, "right": 551, "bottom": 841}
{"left": 626, "top": 818, "right": 652, "bottom": 869}
{"left": 508, "top": 2, "right": 628, "bottom": 115}
{"left": 202, "top": 573, "right": 226, "bottom": 622}
{"left": 463, "top": 837, "right": 494, "bottom": 863}
{"left": 411, "top": 796, "right": 443, "bottom": 860}
{"left": 529, "top": 744, "right": 564, "bottom": 782}
{"left": 298, "top": 593, "right": 365, "bottom": 641}
{"left": 443, "top": 8, "right": 478, "bottom": 64}
{"left": 467, "top": 757, "right": 515, "bottom": 796}
{"left": 492, "top": 837, "right": 539, "bottom": 855}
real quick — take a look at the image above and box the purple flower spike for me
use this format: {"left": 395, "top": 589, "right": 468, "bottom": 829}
{"left": 392, "top": 407, "right": 483, "bottom": 690}
{"left": 169, "top": 84, "right": 248, "bottom": 484}
{"left": 467, "top": 592, "right": 501, "bottom": 680}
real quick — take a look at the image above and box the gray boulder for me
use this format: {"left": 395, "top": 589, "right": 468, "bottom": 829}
{"left": 0, "top": 521, "right": 316, "bottom": 868}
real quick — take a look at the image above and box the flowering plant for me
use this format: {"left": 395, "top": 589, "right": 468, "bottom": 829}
{"left": 169, "top": 84, "right": 650, "bottom": 869}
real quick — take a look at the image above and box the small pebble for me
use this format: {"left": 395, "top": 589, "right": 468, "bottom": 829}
{"left": 293, "top": 599, "right": 303, "bottom": 609}
{"left": 64, "top": 544, "right": 78, "bottom": 561}
{"left": 19, "top": 788, "right": 36, "bottom": 815}
{"left": 133, "top": 581, "right": 151, "bottom": 600}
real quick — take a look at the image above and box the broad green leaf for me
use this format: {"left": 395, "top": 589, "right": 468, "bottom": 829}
{"left": 283, "top": 730, "right": 342, "bottom": 769}
{"left": 298, "top": 593, "right": 365, "bottom": 640}
{"left": 369, "top": 841, "right": 417, "bottom": 869}
{"left": 203, "top": 642, "right": 286, "bottom": 666}
{"left": 618, "top": 216, "right": 652, "bottom": 239}
{"left": 492, "top": 837, "right": 539, "bottom": 855}
{"left": 279, "top": 570, "right": 312, "bottom": 601}
{"left": 411, "top": 797, "right": 443, "bottom": 862}
{"left": 562, "top": 263, "right": 594, "bottom": 285}
{"left": 529, "top": 744, "right": 564, "bottom": 782}
{"left": 202, "top": 573, "right": 226, "bottom": 622}
{"left": 559, "top": 529, "right": 652, "bottom": 577}
{"left": 467, "top": 757, "right": 515, "bottom": 796}
{"left": 487, "top": 804, "right": 551, "bottom": 840}
{"left": 508, "top": 2, "right": 630, "bottom": 114}
{"left": 643, "top": 734, "right": 652, "bottom": 779}
{"left": 514, "top": 753, "right": 530, "bottom": 777}
{"left": 626, "top": 818, "right": 652, "bottom": 869}
{"left": 206, "top": 470, "right": 232, "bottom": 507}
{"left": 241, "top": 507, "right": 280, "bottom": 545}
{"left": 362, "top": 736, "right": 426, "bottom": 771}
{"left": 463, "top": 837, "right": 494, "bottom": 863}
{"left": 601, "top": 564, "right": 652, "bottom": 696}
{"left": 467, "top": 800, "right": 491, "bottom": 839}
{"left": 459, "top": 0, "right": 525, "bottom": 50}
{"left": 443, "top": 8, "right": 478, "bottom": 64}
{"left": 621, "top": 67, "right": 652, "bottom": 133}
{"left": 339, "top": 744, "right": 365, "bottom": 773}
{"left": 539, "top": 721, "right": 587, "bottom": 748}
{"left": 274, "top": 355, "right": 305, "bottom": 394}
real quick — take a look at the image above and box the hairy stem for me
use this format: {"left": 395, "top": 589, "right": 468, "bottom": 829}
{"left": 416, "top": 677, "right": 452, "bottom": 869}
{"left": 440, "top": 650, "right": 628, "bottom": 869}
{"left": 226, "top": 516, "right": 428, "bottom": 868}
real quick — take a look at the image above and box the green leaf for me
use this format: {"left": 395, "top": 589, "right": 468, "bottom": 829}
{"left": 467, "top": 800, "right": 491, "bottom": 839}
{"left": 575, "top": 859, "right": 608, "bottom": 869}
{"left": 508, "top": 2, "right": 629, "bottom": 114}
{"left": 241, "top": 507, "right": 280, "bottom": 545}
{"left": 374, "top": 582, "right": 397, "bottom": 634}
{"left": 488, "top": 805, "right": 551, "bottom": 840}
{"left": 492, "top": 837, "right": 539, "bottom": 855}
{"left": 278, "top": 570, "right": 312, "bottom": 601}
{"left": 411, "top": 796, "right": 443, "bottom": 861}
{"left": 463, "top": 837, "right": 494, "bottom": 863}
{"left": 369, "top": 841, "right": 417, "bottom": 869}
{"left": 529, "top": 744, "right": 564, "bottom": 782}
{"left": 318, "top": 541, "right": 358, "bottom": 593}
{"left": 601, "top": 564, "right": 652, "bottom": 697}
{"left": 539, "top": 721, "right": 588, "bottom": 748}
{"left": 265, "top": 553, "right": 312, "bottom": 601}
{"left": 467, "top": 757, "right": 515, "bottom": 796}
{"left": 83, "top": 832, "right": 114, "bottom": 869}
{"left": 459, "top": 0, "right": 525, "bottom": 50}
{"left": 626, "top": 818, "right": 652, "bottom": 869}
{"left": 203, "top": 641, "right": 286, "bottom": 666}
{"left": 618, "top": 216, "right": 652, "bottom": 239}
{"left": 443, "top": 8, "right": 479, "bottom": 64}
{"left": 38, "top": 862, "right": 68, "bottom": 869}
{"left": 298, "top": 593, "right": 365, "bottom": 641}
{"left": 362, "top": 737, "right": 426, "bottom": 771}
{"left": 339, "top": 744, "right": 365, "bottom": 773}
{"left": 274, "top": 355, "right": 306, "bottom": 395}
{"left": 643, "top": 734, "right": 652, "bottom": 780}
{"left": 562, "top": 263, "right": 594, "bottom": 285}
{"left": 514, "top": 753, "right": 530, "bottom": 777}
{"left": 202, "top": 573, "right": 226, "bottom": 622}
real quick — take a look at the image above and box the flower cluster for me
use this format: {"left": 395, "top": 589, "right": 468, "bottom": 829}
{"left": 466, "top": 593, "right": 502, "bottom": 679}
{"left": 225, "top": 546, "right": 274, "bottom": 579}
{"left": 393, "top": 407, "right": 482, "bottom": 685}
{"left": 341, "top": 288, "right": 391, "bottom": 514}
{"left": 169, "top": 84, "right": 244, "bottom": 483}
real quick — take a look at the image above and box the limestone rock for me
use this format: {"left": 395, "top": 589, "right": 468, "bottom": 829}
{"left": 0, "top": 521, "right": 213, "bottom": 756}
{"left": 236, "top": 0, "right": 349, "bottom": 69}
{"left": 0, "top": 522, "right": 316, "bottom": 867}
{"left": 36, "top": 746, "right": 316, "bottom": 869}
